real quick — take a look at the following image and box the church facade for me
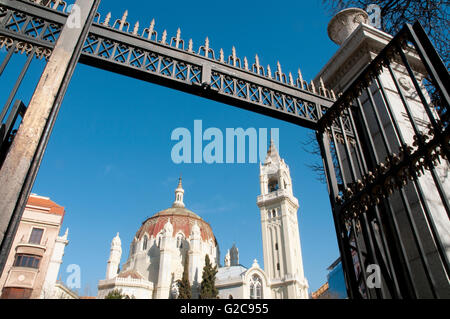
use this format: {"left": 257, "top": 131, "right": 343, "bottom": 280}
{"left": 97, "top": 142, "right": 308, "bottom": 299}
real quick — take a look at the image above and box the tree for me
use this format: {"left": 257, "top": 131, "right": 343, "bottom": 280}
{"left": 177, "top": 255, "right": 192, "bottom": 299}
{"left": 322, "top": 0, "right": 449, "bottom": 66}
{"left": 199, "top": 254, "right": 218, "bottom": 299}
{"left": 105, "top": 289, "right": 125, "bottom": 299}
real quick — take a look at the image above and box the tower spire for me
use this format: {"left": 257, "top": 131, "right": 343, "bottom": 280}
{"left": 172, "top": 176, "right": 185, "bottom": 208}
{"left": 266, "top": 137, "right": 280, "bottom": 162}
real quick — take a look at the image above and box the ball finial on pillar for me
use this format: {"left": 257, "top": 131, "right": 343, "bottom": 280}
{"left": 327, "top": 8, "right": 369, "bottom": 45}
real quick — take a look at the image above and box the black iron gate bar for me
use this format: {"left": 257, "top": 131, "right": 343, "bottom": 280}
{"left": 318, "top": 24, "right": 449, "bottom": 221}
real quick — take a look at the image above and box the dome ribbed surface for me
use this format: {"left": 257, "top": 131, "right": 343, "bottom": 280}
{"left": 136, "top": 207, "right": 216, "bottom": 243}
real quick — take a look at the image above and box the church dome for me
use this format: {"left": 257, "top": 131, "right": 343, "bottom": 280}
{"left": 135, "top": 207, "right": 216, "bottom": 243}
{"left": 134, "top": 178, "right": 216, "bottom": 244}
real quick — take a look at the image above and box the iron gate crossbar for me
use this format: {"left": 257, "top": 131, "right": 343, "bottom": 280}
{"left": 0, "top": 0, "right": 336, "bottom": 130}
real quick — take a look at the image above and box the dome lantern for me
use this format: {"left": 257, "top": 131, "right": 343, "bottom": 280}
{"left": 172, "top": 177, "right": 185, "bottom": 208}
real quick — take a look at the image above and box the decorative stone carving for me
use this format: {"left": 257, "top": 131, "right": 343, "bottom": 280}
{"left": 191, "top": 221, "right": 201, "bottom": 239}
{"left": 398, "top": 77, "right": 411, "bottom": 91}
{"left": 328, "top": 8, "right": 369, "bottom": 45}
{"left": 163, "top": 219, "right": 174, "bottom": 237}
{"left": 112, "top": 232, "right": 121, "bottom": 247}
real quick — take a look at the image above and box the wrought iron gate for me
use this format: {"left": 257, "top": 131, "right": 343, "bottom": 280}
{"left": 317, "top": 23, "right": 449, "bottom": 298}
{"left": 0, "top": 0, "right": 448, "bottom": 298}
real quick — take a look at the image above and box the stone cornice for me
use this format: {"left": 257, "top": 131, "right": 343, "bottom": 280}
{"left": 314, "top": 23, "right": 426, "bottom": 94}
{"left": 257, "top": 189, "right": 299, "bottom": 209}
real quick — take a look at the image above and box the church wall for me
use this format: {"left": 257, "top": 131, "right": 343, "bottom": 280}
{"left": 217, "top": 284, "right": 244, "bottom": 299}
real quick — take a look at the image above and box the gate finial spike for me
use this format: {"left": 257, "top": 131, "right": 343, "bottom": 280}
{"left": 232, "top": 46, "right": 237, "bottom": 67}
{"left": 133, "top": 21, "right": 139, "bottom": 35}
{"left": 267, "top": 65, "right": 272, "bottom": 78}
{"left": 188, "top": 39, "right": 193, "bottom": 52}
{"left": 255, "top": 54, "right": 260, "bottom": 73}
{"left": 219, "top": 49, "right": 225, "bottom": 63}
{"left": 289, "top": 72, "right": 294, "bottom": 85}
{"left": 331, "top": 89, "right": 336, "bottom": 100}
{"left": 204, "top": 37, "right": 210, "bottom": 57}
{"left": 103, "top": 12, "right": 111, "bottom": 26}
{"left": 310, "top": 80, "right": 316, "bottom": 93}
{"left": 161, "top": 30, "right": 167, "bottom": 44}
{"left": 319, "top": 77, "right": 326, "bottom": 96}
{"left": 244, "top": 57, "right": 249, "bottom": 70}
{"left": 119, "top": 10, "right": 128, "bottom": 31}
{"left": 147, "top": 19, "right": 155, "bottom": 40}
{"left": 277, "top": 61, "right": 282, "bottom": 75}
{"left": 297, "top": 68, "right": 304, "bottom": 89}
{"left": 319, "top": 77, "right": 325, "bottom": 89}
{"left": 52, "top": 0, "right": 62, "bottom": 10}
{"left": 175, "top": 28, "right": 181, "bottom": 48}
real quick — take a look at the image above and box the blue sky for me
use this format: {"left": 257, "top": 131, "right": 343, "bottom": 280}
{"left": 1, "top": 0, "right": 342, "bottom": 296}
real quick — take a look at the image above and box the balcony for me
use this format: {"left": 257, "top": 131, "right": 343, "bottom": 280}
{"left": 257, "top": 189, "right": 298, "bottom": 207}
{"left": 15, "top": 236, "right": 47, "bottom": 257}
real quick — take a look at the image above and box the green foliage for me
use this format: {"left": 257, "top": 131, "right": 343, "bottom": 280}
{"left": 105, "top": 289, "right": 125, "bottom": 299}
{"left": 199, "top": 254, "right": 218, "bottom": 299}
{"left": 177, "top": 255, "right": 192, "bottom": 299}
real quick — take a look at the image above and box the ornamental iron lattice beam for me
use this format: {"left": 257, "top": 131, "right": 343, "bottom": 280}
{"left": 0, "top": 0, "right": 336, "bottom": 129}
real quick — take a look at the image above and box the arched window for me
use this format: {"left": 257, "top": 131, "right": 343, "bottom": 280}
{"left": 268, "top": 178, "right": 279, "bottom": 193}
{"left": 176, "top": 234, "right": 184, "bottom": 249}
{"left": 249, "top": 275, "right": 263, "bottom": 299}
{"left": 143, "top": 236, "right": 148, "bottom": 250}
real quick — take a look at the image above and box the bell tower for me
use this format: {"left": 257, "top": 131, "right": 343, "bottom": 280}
{"left": 257, "top": 140, "right": 309, "bottom": 299}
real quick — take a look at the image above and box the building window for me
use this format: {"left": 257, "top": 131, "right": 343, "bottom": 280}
{"left": 143, "top": 236, "right": 148, "bottom": 250}
{"left": 29, "top": 228, "right": 44, "bottom": 245}
{"left": 275, "top": 243, "right": 278, "bottom": 251}
{"left": 249, "top": 275, "right": 263, "bottom": 299}
{"left": 277, "top": 263, "right": 280, "bottom": 271}
{"left": 14, "top": 254, "right": 41, "bottom": 269}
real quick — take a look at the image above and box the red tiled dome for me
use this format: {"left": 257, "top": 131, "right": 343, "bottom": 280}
{"left": 135, "top": 207, "right": 216, "bottom": 244}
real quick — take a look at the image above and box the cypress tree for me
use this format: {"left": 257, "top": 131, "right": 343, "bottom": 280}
{"left": 199, "top": 254, "right": 218, "bottom": 299}
{"left": 177, "top": 254, "right": 192, "bottom": 299}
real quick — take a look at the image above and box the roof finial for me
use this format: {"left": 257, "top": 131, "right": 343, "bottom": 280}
{"left": 173, "top": 176, "right": 185, "bottom": 208}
